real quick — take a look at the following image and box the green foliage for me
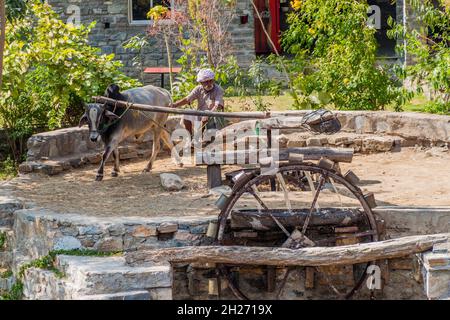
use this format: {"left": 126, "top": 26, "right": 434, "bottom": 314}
{"left": 18, "top": 254, "right": 63, "bottom": 279}
{"left": 243, "top": 58, "right": 282, "bottom": 111}
{"left": 123, "top": 35, "right": 151, "bottom": 83}
{"left": 173, "top": 40, "right": 252, "bottom": 100}
{"left": 0, "top": 269, "right": 13, "bottom": 279}
{"left": 0, "top": 281, "right": 23, "bottom": 300}
{"left": 281, "top": 0, "right": 403, "bottom": 110}
{"left": 387, "top": 0, "right": 450, "bottom": 114}
{"left": 5, "top": 0, "right": 29, "bottom": 21}
{"left": 173, "top": 41, "right": 281, "bottom": 111}
{"left": 49, "top": 249, "right": 122, "bottom": 258}
{"left": 17, "top": 249, "right": 122, "bottom": 279}
{"left": 0, "top": 231, "right": 6, "bottom": 249}
{"left": 0, "top": 1, "right": 140, "bottom": 162}
{"left": 0, "top": 157, "right": 17, "bottom": 180}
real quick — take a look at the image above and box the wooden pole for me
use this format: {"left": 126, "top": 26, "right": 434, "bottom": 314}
{"left": 125, "top": 233, "right": 450, "bottom": 267}
{"left": 92, "top": 96, "right": 271, "bottom": 119}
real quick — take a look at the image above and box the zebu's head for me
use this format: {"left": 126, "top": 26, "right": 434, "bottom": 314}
{"left": 78, "top": 103, "right": 119, "bottom": 142}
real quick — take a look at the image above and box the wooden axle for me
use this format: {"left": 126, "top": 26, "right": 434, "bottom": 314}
{"left": 230, "top": 208, "right": 364, "bottom": 231}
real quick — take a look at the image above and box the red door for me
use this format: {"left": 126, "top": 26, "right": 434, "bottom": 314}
{"left": 254, "top": 0, "right": 281, "bottom": 55}
{"left": 254, "top": 0, "right": 271, "bottom": 54}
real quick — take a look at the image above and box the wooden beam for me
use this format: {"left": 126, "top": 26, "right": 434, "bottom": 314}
{"left": 196, "top": 147, "right": 354, "bottom": 165}
{"left": 230, "top": 208, "right": 364, "bottom": 230}
{"left": 93, "top": 96, "right": 271, "bottom": 119}
{"left": 125, "top": 233, "right": 450, "bottom": 267}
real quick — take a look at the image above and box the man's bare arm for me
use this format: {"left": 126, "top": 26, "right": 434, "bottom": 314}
{"left": 170, "top": 98, "right": 189, "bottom": 108}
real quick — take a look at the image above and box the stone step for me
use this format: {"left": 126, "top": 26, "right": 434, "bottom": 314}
{"left": 74, "top": 290, "right": 151, "bottom": 300}
{"left": 56, "top": 255, "right": 172, "bottom": 295}
{"left": 0, "top": 274, "right": 15, "bottom": 292}
{"left": 0, "top": 227, "right": 13, "bottom": 269}
{"left": 0, "top": 196, "right": 23, "bottom": 227}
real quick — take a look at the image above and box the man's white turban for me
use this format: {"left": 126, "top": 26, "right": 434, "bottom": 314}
{"left": 196, "top": 69, "right": 215, "bottom": 83}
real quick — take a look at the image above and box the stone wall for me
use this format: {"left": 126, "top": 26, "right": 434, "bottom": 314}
{"left": 18, "top": 111, "right": 450, "bottom": 175}
{"left": 47, "top": 0, "right": 256, "bottom": 83}
{"left": 11, "top": 209, "right": 215, "bottom": 268}
{"left": 2, "top": 178, "right": 450, "bottom": 300}
{"left": 19, "top": 117, "right": 180, "bottom": 175}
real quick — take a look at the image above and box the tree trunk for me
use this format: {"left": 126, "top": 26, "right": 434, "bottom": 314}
{"left": 125, "top": 233, "right": 450, "bottom": 267}
{"left": 163, "top": 32, "right": 174, "bottom": 96}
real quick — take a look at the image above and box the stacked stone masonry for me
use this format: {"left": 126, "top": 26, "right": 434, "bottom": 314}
{"left": 47, "top": 0, "right": 256, "bottom": 82}
{"left": 19, "top": 112, "right": 450, "bottom": 175}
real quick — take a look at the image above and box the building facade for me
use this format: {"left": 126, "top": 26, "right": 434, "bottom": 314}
{"left": 48, "top": 0, "right": 409, "bottom": 85}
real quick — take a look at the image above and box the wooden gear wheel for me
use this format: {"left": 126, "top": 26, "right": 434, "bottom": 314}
{"left": 214, "top": 162, "right": 380, "bottom": 300}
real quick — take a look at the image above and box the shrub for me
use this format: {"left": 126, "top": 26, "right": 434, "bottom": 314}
{"left": 0, "top": 1, "right": 140, "bottom": 162}
{"left": 388, "top": 0, "right": 450, "bottom": 114}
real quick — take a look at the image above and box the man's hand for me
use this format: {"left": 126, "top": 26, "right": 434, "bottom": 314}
{"left": 201, "top": 116, "right": 208, "bottom": 122}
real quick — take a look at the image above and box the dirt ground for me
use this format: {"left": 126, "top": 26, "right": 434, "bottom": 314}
{"left": 9, "top": 147, "right": 450, "bottom": 218}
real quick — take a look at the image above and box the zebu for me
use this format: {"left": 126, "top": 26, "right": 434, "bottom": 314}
{"left": 79, "top": 84, "right": 181, "bottom": 181}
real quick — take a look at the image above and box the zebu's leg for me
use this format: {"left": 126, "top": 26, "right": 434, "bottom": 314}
{"left": 96, "top": 136, "right": 120, "bottom": 181}
{"left": 111, "top": 148, "right": 120, "bottom": 177}
{"left": 143, "top": 129, "right": 162, "bottom": 173}
{"left": 96, "top": 145, "right": 114, "bottom": 181}
{"left": 160, "top": 130, "right": 183, "bottom": 167}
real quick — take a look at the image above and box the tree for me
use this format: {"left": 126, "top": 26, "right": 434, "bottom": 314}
{"left": 281, "top": 0, "right": 403, "bottom": 110}
{"left": 0, "top": 0, "right": 5, "bottom": 91}
{"left": 0, "top": 1, "right": 140, "bottom": 161}
{"left": 388, "top": 0, "right": 449, "bottom": 114}
{"left": 147, "top": 4, "right": 187, "bottom": 95}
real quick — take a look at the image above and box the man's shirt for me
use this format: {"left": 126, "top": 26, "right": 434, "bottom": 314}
{"left": 186, "top": 84, "right": 224, "bottom": 111}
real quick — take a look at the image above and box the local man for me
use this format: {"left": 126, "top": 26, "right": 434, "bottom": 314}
{"left": 170, "top": 69, "right": 225, "bottom": 135}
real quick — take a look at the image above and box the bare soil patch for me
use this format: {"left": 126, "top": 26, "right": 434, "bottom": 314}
{"left": 10, "top": 148, "right": 450, "bottom": 218}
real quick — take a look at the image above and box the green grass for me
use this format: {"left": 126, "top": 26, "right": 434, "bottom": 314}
{"left": 0, "top": 281, "right": 23, "bottom": 300}
{"left": 400, "top": 95, "right": 430, "bottom": 113}
{"left": 226, "top": 92, "right": 440, "bottom": 115}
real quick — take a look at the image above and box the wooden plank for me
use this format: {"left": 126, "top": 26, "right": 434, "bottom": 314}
{"left": 230, "top": 208, "right": 364, "bottom": 230}
{"left": 305, "top": 267, "right": 315, "bottom": 289}
{"left": 267, "top": 266, "right": 276, "bottom": 293}
{"left": 207, "top": 164, "right": 222, "bottom": 189}
{"left": 125, "top": 233, "right": 450, "bottom": 267}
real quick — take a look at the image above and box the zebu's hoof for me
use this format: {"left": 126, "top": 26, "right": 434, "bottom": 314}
{"left": 111, "top": 171, "right": 119, "bottom": 177}
{"left": 95, "top": 174, "right": 104, "bottom": 181}
{"left": 142, "top": 168, "right": 151, "bottom": 174}
{"left": 178, "top": 162, "right": 184, "bottom": 168}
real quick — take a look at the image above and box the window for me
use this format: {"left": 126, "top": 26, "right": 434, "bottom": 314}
{"left": 128, "top": 0, "right": 173, "bottom": 25}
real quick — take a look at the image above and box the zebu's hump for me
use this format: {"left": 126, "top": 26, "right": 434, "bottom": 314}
{"left": 122, "top": 85, "right": 171, "bottom": 106}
